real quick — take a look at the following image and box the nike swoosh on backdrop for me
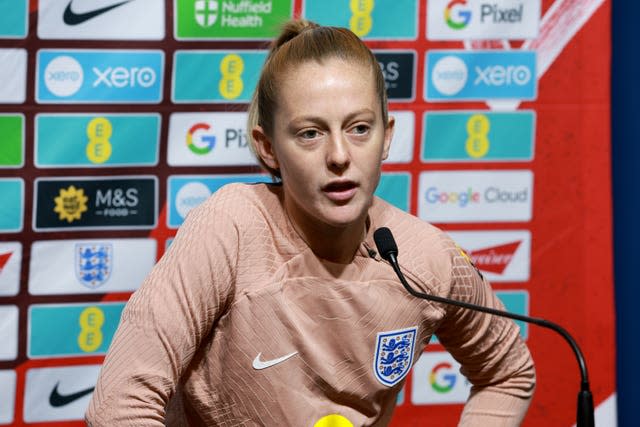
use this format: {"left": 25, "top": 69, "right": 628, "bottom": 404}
{"left": 252, "top": 351, "right": 299, "bottom": 370}
{"left": 63, "top": 0, "right": 133, "bottom": 25}
{"left": 49, "top": 382, "right": 95, "bottom": 407}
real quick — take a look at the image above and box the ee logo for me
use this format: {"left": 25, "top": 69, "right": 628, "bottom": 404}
{"left": 86, "top": 117, "right": 113, "bottom": 164}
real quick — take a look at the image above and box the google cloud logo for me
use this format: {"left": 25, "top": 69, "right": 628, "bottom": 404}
{"left": 445, "top": 0, "right": 472, "bottom": 30}
{"left": 430, "top": 362, "right": 457, "bottom": 393}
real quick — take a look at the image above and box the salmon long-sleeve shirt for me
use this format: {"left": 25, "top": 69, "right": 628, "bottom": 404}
{"left": 86, "top": 183, "right": 535, "bottom": 426}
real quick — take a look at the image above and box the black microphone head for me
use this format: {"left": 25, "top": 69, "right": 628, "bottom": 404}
{"left": 373, "top": 227, "right": 398, "bottom": 262}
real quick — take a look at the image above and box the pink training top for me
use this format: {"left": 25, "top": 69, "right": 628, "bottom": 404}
{"left": 86, "top": 183, "right": 535, "bottom": 426}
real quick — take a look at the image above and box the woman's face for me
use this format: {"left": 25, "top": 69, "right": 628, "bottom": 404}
{"left": 253, "top": 58, "right": 394, "bottom": 233}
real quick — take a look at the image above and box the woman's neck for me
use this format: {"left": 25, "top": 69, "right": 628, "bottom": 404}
{"left": 285, "top": 208, "right": 367, "bottom": 264}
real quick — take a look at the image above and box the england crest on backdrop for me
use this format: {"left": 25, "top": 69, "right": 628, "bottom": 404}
{"left": 373, "top": 326, "right": 418, "bottom": 387}
{"left": 75, "top": 243, "right": 112, "bottom": 289}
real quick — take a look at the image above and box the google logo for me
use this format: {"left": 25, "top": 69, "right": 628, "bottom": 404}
{"left": 430, "top": 362, "right": 457, "bottom": 393}
{"left": 186, "top": 122, "right": 216, "bottom": 155}
{"left": 425, "top": 187, "right": 480, "bottom": 207}
{"left": 445, "top": 0, "right": 472, "bottom": 30}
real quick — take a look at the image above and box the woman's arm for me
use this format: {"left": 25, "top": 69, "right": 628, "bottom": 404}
{"left": 85, "top": 201, "right": 238, "bottom": 426}
{"left": 436, "top": 250, "right": 536, "bottom": 426}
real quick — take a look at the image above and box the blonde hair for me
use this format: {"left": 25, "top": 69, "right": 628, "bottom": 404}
{"left": 247, "top": 19, "right": 388, "bottom": 178}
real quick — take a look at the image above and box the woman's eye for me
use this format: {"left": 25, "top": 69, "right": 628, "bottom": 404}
{"left": 351, "top": 124, "right": 370, "bottom": 135}
{"left": 299, "top": 129, "right": 319, "bottom": 139}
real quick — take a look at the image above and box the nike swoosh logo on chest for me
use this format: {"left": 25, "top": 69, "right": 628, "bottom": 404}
{"left": 252, "top": 351, "right": 299, "bottom": 370}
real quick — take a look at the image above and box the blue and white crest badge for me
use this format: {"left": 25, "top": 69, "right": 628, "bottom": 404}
{"left": 75, "top": 243, "right": 112, "bottom": 289}
{"left": 373, "top": 326, "right": 418, "bottom": 387}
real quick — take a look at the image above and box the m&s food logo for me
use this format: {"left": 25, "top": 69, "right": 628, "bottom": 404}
{"left": 35, "top": 177, "right": 158, "bottom": 231}
{"left": 445, "top": 0, "right": 471, "bottom": 30}
{"left": 54, "top": 185, "right": 88, "bottom": 223}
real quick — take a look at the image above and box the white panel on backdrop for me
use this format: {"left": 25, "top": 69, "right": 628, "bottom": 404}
{"left": 0, "top": 306, "right": 18, "bottom": 361}
{"left": 385, "top": 110, "right": 415, "bottom": 164}
{"left": 37, "top": 0, "right": 165, "bottom": 40}
{"left": 0, "top": 242, "right": 21, "bottom": 296}
{"left": 446, "top": 230, "right": 531, "bottom": 282}
{"left": 168, "top": 112, "right": 258, "bottom": 166}
{"left": 418, "top": 170, "right": 533, "bottom": 223}
{"left": 0, "top": 370, "right": 16, "bottom": 424}
{"left": 0, "top": 49, "right": 26, "bottom": 103}
{"left": 427, "top": 0, "right": 540, "bottom": 40}
{"left": 411, "top": 351, "right": 472, "bottom": 405}
{"left": 23, "top": 365, "right": 101, "bottom": 422}
{"left": 28, "top": 238, "right": 156, "bottom": 295}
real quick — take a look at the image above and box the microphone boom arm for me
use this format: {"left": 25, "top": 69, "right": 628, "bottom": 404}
{"left": 374, "top": 227, "right": 594, "bottom": 427}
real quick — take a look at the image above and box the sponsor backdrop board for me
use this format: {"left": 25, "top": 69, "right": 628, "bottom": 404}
{"left": 0, "top": 1, "right": 615, "bottom": 426}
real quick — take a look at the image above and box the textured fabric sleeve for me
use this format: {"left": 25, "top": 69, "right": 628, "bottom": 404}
{"left": 85, "top": 195, "right": 239, "bottom": 426}
{"left": 435, "top": 248, "right": 536, "bottom": 427}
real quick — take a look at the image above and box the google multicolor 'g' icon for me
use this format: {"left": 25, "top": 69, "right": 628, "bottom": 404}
{"left": 430, "top": 362, "right": 457, "bottom": 393}
{"left": 187, "top": 123, "right": 216, "bottom": 155}
{"left": 445, "top": 0, "right": 472, "bottom": 30}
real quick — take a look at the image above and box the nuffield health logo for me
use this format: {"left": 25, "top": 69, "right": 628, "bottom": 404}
{"left": 175, "top": 0, "right": 293, "bottom": 39}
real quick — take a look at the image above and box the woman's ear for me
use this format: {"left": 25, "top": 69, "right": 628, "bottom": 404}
{"left": 252, "top": 125, "right": 279, "bottom": 170}
{"left": 382, "top": 116, "right": 395, "bottom": 160}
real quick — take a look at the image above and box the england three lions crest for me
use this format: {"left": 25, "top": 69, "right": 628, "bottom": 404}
{"left": 373, "top": 326, "right": 418, "bottom": 387}
{"left": 75, "top": 243, "right": 112, "bottom": 289}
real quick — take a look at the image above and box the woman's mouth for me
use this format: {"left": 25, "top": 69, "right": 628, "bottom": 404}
{"left": 322, "top": 181, "right": 358, "bottom": 202}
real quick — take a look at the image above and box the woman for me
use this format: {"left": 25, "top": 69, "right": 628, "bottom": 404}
{"left": 86, "top": 19, "right": 535, "bottom": 426}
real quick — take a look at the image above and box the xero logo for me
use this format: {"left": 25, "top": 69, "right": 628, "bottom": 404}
{"left": 445, "top": 0, "right": 471, "bottom": 30}
{"left": 430, "top": 362, "right": 457, "bottom": 393}
{"left": 350, "top": 0, "right": 374, "bottom": 37}
{"left": 187, "top": 123, "right": 216, "bottom": 155}
{"left": 93, "top": 66, "right": 156, "bottom": 88}
{"left": 431, "top": 55, "right": 468, "bottom": 96}
{"left": 195, "top": 0, "right": 218, "bottom": 27}
{"left": 475, "top": 64, "right": 531, "bottom": 87}
{"left": 44, "top": 55, "right": 83, "bottom": 97}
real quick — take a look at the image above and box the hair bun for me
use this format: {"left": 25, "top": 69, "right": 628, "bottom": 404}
{"left": 271, "top": 19, "right": 319, "bottom": 52}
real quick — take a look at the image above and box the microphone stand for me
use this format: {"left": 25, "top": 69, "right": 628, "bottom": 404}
{"left": 373, "top": 227, "right": 594, "bottom": 427}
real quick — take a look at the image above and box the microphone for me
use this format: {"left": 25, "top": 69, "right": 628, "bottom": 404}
{"left": 373, "top": 227, "right": 594, "bottom": 427}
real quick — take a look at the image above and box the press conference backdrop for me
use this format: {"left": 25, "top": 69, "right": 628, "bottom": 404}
{"left": 0, "top": 1, "right": 615, "bottom": 426}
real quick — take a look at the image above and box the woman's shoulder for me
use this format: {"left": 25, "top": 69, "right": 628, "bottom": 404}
{"left": 370, "top": 197, "right": 459, "bottom": 282}
{"left": 178, "top": 182, "right": 284, "bottom": 234}
{"left": 199, "top": 181, "right": 283, "bottom": 218}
